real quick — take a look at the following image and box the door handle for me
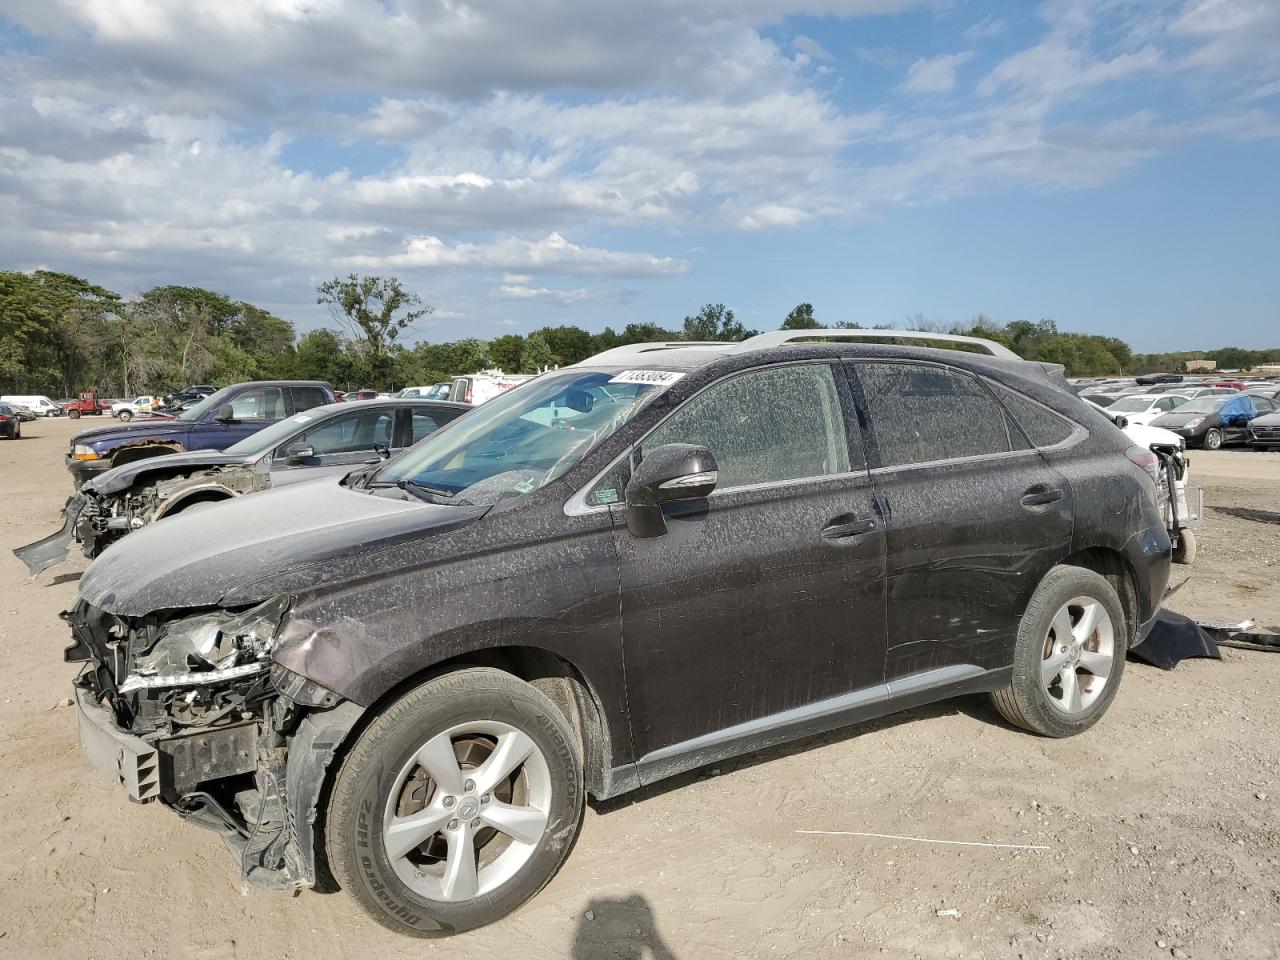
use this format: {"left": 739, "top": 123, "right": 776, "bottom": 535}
{"left": 822, "top": 516, "right": 878, "bottom": 540}
{"left": 1021, "top": 486, "right": 1064, "bottom": 507}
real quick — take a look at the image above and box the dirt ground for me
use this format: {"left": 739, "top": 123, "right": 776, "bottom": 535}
{"left": 1, "top": 417, "right": 1277, "bottom": 960}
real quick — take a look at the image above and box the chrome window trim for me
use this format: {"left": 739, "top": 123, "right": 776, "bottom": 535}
{"left": 564, "top": 359, "right": 855, "bottom": 517}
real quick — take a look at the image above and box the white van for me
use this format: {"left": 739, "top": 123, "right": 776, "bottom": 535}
{"left": 1, "top": 395, "right": 60, "bottom": 417}
{"left": 448, "top": 371, "right": 536, "bottom": 404}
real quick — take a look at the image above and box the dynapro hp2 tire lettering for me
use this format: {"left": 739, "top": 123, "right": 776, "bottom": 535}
{"left": 327, "top": 667, "right": 584, "bottom": 937}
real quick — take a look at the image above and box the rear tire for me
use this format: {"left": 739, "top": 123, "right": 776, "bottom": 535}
{"left": 327, "top": 667, "right": 584, "bottom": 938}
{"left": 991, "top": 565, "right": 1128, "bottom": 738}
{"left": 1172, "top": 528, "right": 1197, "bottom": 565}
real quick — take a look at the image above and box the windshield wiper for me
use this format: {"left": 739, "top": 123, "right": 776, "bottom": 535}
{"left": 390, "top": 478, "right": 457, "bottom": 504}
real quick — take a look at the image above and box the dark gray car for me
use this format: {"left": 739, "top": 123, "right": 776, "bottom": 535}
{"left": 14, "top": 398, "right": 470, "bottom": 572}
{"left": 59, "top": 330, "right": 1172, "bottom": 937}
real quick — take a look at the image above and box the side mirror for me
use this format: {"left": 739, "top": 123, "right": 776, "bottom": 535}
{"left": 624, "top": 443, "right": 718, "bottom": 538}
{"left": 1115, "top": 415, "right": 1129, "bottom": 428}
{"left": 215, "top": 404, "right": 237, "bottom": 423}
{"left": 284, "top": 443, "right": 315, "bottom": 464}
{"left": 374, "top": 442, "right": 391, "bottom": 460}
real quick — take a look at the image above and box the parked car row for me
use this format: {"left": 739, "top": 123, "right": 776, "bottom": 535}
{"left": 23, "top": 330, "right": 1178, "bottom": 938}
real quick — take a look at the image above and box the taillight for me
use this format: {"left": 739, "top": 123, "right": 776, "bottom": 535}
{"left": 0, "top": 415, "right": 8, "bottom": 423}
{"left": 464, "top": 381, "right": 473, "bottom": 403}
{"left": 1126, "top": 445, "right": 1160, "bottom": 488}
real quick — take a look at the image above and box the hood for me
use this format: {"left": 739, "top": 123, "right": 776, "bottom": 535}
{"left": 1122, "top": 422, "right": 1183, "bottom": 449}
{"left": 73, "top": 419, "right": 192, "bottom": 448}
{"left": 1250, "top": 411, "right": 1280, "bottom": 428}
{"left": 85, "top": 449, "right": 249, "bottom": 495}
{"left": 78, "top": 478, "right": 490, "bottom": 616}
{"left": 1151, "top": 411, "right": 1216, "bottom": 428}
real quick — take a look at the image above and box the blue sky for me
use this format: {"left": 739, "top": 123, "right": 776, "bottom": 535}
{"left": 0, "top": 0, "right": 1277, "bottom": 352}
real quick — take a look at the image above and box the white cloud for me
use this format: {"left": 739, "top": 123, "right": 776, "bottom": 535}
{"left": 901, "top": 51, "right": 973, "bottom": 94}
{"left": 793, "top": 35, "right": 835, "bottom": 62}
{"left": 0, "top": 0, "right": 1277, "bottom": 333}
{"left": 499, "top": 283, "right": 614, "bottom": 304}
{"left": 738, "top": 204, "right": 812, "bottom": 230}
{"left": 342, "top": 232, "right": 689, "bottom": 276}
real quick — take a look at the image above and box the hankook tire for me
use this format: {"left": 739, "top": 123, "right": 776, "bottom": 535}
{"left": 991, "top": 565, "right": 1127, "bottom": 738}
{"left": 326, "top": 667, "right": 584, "bottom": 937}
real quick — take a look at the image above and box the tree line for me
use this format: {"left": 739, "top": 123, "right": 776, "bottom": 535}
{"left": 1, "top": 270, "right": 1276, "bottom": 397}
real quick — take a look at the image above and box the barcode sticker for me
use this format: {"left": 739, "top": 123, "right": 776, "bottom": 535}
{"left": 608, "top": 369, "right": 684, "bottom": 386}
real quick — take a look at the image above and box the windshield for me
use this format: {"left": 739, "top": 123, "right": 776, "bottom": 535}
{"left": 176, "top": 385, "right": 236, "bottom": 422}
{"left": 371, "top": 369, "right": 671, "bottom": 506}
{"left": 1172, "top": 396, "right": 1227, "bottom": 415}
{"left": 1108, "top": 397, "right": 1155, "bottom": 413}
{"left": 224, "top": 410, "right": 320, "bottom": 455}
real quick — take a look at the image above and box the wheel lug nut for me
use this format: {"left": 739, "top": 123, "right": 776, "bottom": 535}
{"left": 471, "top": 818, "right": 481, "bottom": 829}
{"left": 443, "top": 795, "right": 455, "bottom": 808}
{"left": 1059, "top": 645, "right": 1067, "bottom": 653}
{"left": 447, "top": 819, "right": 460, "bottom": 831}
{"left": 464, "top": 779, "right": 476, "bottom": 792}
{"left": 481, "top": 794, "right": 490, "bottom": 804}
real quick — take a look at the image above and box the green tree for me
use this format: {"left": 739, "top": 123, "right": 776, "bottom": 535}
{"left": 682, "top": 303, "right": 756, "bottom": 341}
{"left": 316, "top": 274, "right": 431, "bottom": 361}
{"left": 520, "top": 332, "right": 558, "bottom": 373}
{"left": 534, "top": 325, "right": 594, "bottom": 365}
{"left": 781, "top": 303, "right": 819, "bottom": 329}
{"left": 488, "top": 334, "right": 525, "bottom": 372}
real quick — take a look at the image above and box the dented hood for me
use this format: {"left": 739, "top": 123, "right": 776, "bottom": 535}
{"left": 85, "top": 449, "right": 250, "bottom": 495}
{"left": 78, "top": 478, "right": 489, "bottom": 616}
{"left": 71, "top": 418, "right": 193, "bottom": 448}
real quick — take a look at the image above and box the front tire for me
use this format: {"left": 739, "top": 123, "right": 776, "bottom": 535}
{"left": 327, "top": 667, "right": 584, "bottom": 937}
{"left": 68, "top": 409, "right": 80, "bottom": 419}
{"left": 1203, "top": 428, "right": 1223, "bottom": 450}
{"left": 990, "top": 565, "right": 1128, "bottom": 737}
{"left": 117, "top": 410, "right": 133, "bottom": 422}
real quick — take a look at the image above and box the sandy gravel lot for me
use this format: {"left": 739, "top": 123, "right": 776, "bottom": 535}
{"left": 1, "top": 418, "right": 1277, "bottom": 960}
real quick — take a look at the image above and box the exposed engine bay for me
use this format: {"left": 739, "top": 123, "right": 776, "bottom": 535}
{"left": 15, "top": 463, "right": 266, "bottom": 575}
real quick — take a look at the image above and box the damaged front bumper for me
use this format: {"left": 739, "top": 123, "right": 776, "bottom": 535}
{"left": 13, "top": 495, "right": 85, "bottom": 576}
{"left": 65, "top": 597, "right": 362, "bottom": 891}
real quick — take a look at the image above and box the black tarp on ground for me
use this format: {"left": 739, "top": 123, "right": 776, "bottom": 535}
{"left": 1129, "top": 608, "right": 1222, "bottom": 670}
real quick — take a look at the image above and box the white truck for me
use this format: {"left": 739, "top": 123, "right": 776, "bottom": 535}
{"left": 111, "top": 396, "right": 160, "bottom": 421}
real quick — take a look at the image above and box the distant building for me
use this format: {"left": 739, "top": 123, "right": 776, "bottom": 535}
{"left": 1185, "top": 359, "right": 1217, "bottom": 372}
{"left": 1258, "top": 363, "right": 1280, "bottom": 374}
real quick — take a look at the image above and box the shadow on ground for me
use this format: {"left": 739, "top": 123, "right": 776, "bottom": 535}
{"left": 571, "top": 894, "right": 679, "bottom": 960}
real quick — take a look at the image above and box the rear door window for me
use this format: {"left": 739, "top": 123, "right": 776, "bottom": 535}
{"left": 230, "top": 386, "right": 286, "bottom": 421}
{"left": 290, "top": 386, "right": 330, "bottom": 413}
{"left": 410, "top": 407, "right": 464, "bottom": 444}
{"left": 852, "top": 362, "right": 1018, "bottom": 467}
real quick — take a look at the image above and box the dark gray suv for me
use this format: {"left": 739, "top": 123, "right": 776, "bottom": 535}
{"left": 62, "top": 330, "right": 1171, "bottom": 936}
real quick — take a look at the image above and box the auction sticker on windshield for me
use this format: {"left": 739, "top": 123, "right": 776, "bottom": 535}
{"left": 608, "top": 370, "right": 684, "bottom": 386}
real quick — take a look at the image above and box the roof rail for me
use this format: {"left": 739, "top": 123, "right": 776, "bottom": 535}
{"left": 732, "top": 328, "right": 1022, "bottom": 360}
{"left": 573, "top": 341, "right": 729, "bottom": 366}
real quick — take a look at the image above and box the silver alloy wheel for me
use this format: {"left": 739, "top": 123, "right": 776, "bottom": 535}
{"left": 1040, "top": 596, "right": 1115, "bottom": 716}
{"left": 382, "top": 720, "right": 553, "bottom": 903}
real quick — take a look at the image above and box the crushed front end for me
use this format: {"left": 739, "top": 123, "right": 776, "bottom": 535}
{"left": 63, "top": 595, "right": 360, "bottom": 891}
